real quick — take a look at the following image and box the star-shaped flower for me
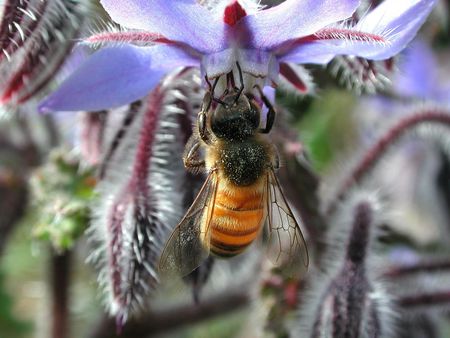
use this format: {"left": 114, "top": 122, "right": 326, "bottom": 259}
{"left": 39, "top": 0, "right": 436, "bottom": 113}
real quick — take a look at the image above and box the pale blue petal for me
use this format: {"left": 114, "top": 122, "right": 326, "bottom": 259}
{"left": 238, "top": 0, "right": 359, "bottom": 50}
{"left": 354, "top": 0, "right": 437, "bottom": 59}
{"left": 39, "top": 45, "right": 198, "bottom": 113}
{"left": 280, "top": 46, "right": 336, "bottom": 64}
{"left": 280, "top": 0, "right": 436, "bottom": 63}
{"left": 394, "top": 40, "right": 438, "bottom": 98}
{"left": 436, "top": 83, "right": 450, "bottom": 106}
{"left": 100, "top": 0, "right": 226, "bottom": 53}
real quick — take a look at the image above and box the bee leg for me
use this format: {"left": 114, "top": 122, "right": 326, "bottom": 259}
{"left": 198, "top": 93, "right": 213, "bottom": 144}
{"left": 198, "top": 111, "right": 212, "bottom": 145}
{"left": 201, "top": 90, "right": 213, "bottom": 113}
{"left": 254, "top": 85, "right": 276, "bottom": 134}
{"left": 260, "top": 105, "right": 276, "bottom": 134}
{"left": 184, "top": 136, "right": 205, "bottom": 170}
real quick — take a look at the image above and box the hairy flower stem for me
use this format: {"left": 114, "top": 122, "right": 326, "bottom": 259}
{"left": 331, "top": 203, "right": 372, "bottom": 338}
{"left": 345, "top": 202, "right": 372, "bottom": 264}
{"left": 383, "top": 259, "right": 450, "bottom": 278}
{"left": 50, "top": 249, "right": 71, "bottom": 338}
{"left": 398, "top": 291, "right": 450, "bottom": 308}
{"left": 106, "top": 87, "right": 164, "bottom": 328}
{"left": 327, "top": 110, "right": 450, "bottom": 215}
{"left": 0, "top": 164, "right": 27, "bottom": 255}
{"left": 129, "top": 87, "right": 162, "bottom": 196}
{"left": 88, "top": 286, "right": 250, "bottom": 338}
{"left": 309, "top": 201, "right": 382, "bottom": 338}
{"left": 91, "top": 71, "right": 199, "bottom": 326}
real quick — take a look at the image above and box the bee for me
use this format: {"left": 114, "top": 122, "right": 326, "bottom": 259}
{"left": 160, "top": 64, "right": 308, "bottom": 276}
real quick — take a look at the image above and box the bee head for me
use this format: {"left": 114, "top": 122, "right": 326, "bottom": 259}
{"left": 210, "top": 92, "right": 260, "bottom": 140}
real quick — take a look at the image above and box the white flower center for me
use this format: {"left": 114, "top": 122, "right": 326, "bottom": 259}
{"left": 201, "top": 47, "right": 279, "bottom": 88}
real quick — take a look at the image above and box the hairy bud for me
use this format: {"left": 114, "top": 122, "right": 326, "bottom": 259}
{"left": 294, "top": 194, "right": 394, "bottom": 338}
{"left": 88, "top": 70, "right": 202, "bottom": 326}
{"left": 0, "top": 0, "right": 90, "bottom": 112}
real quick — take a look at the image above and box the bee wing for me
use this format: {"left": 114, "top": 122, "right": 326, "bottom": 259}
{"left": 264, "top": 168, "right": 309, "bottom": 270}
{"left": 159, "top": 170, "right": 218, "bottom": 276}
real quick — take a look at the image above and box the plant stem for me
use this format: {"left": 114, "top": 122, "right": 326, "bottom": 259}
{"left": 88, "top": 287, "right": 250, "bottom": 338}
{"left": 327, "top": 110, "right": 450, "bottom": 215}
{"left": 50, "top": 250, "right": 71, "bottom": 338}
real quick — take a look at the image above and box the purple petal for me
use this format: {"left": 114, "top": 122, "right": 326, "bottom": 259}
{"left": 354, "top": 0, "right": 437, "bottom": 59}
{"left": 238, "top": 0, "right": 359, "bottom": 50}
{"left": 99, "top": 0, "right": 226, "bottom": 53}
{"left": 436, "top": 83, "right": 450, "bottom": 106}
{"left": 394, "top": 40, "right": 438, "bottom": 98}
{"left": 280, "top": 0, "right": 436, "bottom": 64}
{"left": 280, "top": 45, "right": 336, "bottom": 64}
{"left": 39, "top": 45, "right": 198, "bottom": 113}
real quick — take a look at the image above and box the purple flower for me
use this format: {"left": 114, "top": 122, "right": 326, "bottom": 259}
{"left": 38, "top": 0, "right": 436, "bottom": 113}
{"left": 394, "top": 40, "right": 450, "bottom": 105}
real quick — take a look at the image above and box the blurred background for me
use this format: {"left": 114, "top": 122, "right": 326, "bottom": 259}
{"left": 0, "top": 0, "right": 450, "bottom": 337}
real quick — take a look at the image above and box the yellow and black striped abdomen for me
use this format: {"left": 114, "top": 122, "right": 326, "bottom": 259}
{"left": 207, "top": 180, "right": 265, "bottom": 257}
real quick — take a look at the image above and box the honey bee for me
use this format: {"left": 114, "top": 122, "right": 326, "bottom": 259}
{"left": 160, "top": 65, "right": 308, "bottom": 276}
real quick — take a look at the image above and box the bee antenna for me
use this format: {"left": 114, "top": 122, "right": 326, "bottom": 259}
{"left": 205, "top": 75, "right": 212, "bottom": 91}
{"left": 234, "top": 62, "right": 244, "bottom": 105}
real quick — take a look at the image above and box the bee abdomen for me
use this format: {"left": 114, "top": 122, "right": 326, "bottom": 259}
{"left": 209, "top": 184, "right": 265, "bottom": 258}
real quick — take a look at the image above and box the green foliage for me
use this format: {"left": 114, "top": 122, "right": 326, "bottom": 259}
{"left": 0, "top": 270, "right": 32, "bottom": 338}
{"left": 295, "top": 90, "right": 357, "bottom": 172}
{"left": 29, "top": 148, "right": 96, "bottom": 252}
{"left": 180, "top": 310, "right": 245, "bottom": 338}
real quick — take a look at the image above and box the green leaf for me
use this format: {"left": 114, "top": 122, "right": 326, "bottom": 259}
{"left": 0, "top": 270, "right": 32, "bottom": 338}
{"left": 296, "top": 90, "right": 357, "bottom": 172}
